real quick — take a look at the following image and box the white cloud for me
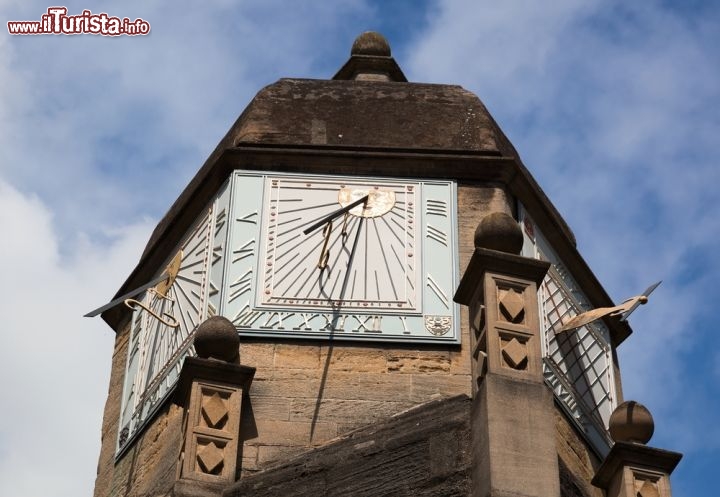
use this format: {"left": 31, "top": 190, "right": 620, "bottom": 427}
{"left": 0, "top": 178, "right": 154, "bottom": 497}
{"left": 0, "top": 1, "right": 373, "bottom": 244}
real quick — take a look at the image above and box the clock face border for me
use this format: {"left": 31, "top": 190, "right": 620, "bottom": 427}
{"left": 519, "top": 203, "right": 616, "bottom": 455}
{"left": 221, "top": 170, "right": 461, "bottom": 344}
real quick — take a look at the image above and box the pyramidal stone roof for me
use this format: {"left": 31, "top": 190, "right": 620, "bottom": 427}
{"left": 227, "top": 78, "right": 509, "bottom": 153}
{"left": 206, "top": 30, "right": 522, "bottom": 158}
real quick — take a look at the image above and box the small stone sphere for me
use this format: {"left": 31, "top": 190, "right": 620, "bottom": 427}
{"left": 193, "top": 316, "right": 239, "bottom": 362}
{"left": 609, "top": 400, "right": 655, "bottom": 444}
{"left": 351, "top": 31, "right": 391, "bottom": 56}
{"left": 473, "top": 212, "right": 524, "bottom": 254}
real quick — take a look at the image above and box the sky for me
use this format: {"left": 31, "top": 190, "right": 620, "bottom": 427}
{"left": 0, "top": 0, "right": 717, "bottom": 495}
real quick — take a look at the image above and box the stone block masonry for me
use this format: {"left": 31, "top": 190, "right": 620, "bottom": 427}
{"left": 238, "top": 340, "right": 472, "bottom": 475}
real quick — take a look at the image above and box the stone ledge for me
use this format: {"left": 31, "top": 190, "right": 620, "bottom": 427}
{"left": 592, "top": 441, "right": 682, "bottom": 489}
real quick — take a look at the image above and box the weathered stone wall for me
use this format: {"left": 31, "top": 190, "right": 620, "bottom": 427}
{"left": 107, "top": 403, "right": 183, "bottom": 497}
{"left": 93, "top": 329, "right": 473, "bottom": 495}
{"left": 238, "top": 339, "right": 472, "bottom": 475}
{"left": 94, "top": 322, "right": 129, "bottom": 497}
{"left": 226, "top": 397, "right": 609, "bottom": 497}
{"left": 555, "top": 409, "right": 604, "bottom": 497}
{"left": 93, "top": 321, "right": 186, "bottom": 497}
{"left": 457, "top": 183, "right": 514, "bottom": 269}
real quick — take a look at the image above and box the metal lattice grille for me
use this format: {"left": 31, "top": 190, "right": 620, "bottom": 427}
{"left": 519, "top": 205, "right": 616, "bottom": 455}
{"left": 540, "top": 265, "right": 614, "bottom": 449}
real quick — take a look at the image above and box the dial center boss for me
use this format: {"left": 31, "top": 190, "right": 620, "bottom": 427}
{"left": 338, "top": 187, "right": 395, "bottom": 218}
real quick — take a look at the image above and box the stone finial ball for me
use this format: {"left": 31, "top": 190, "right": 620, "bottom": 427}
{"left": 193, "top": 316, "right": 239, "bottom": 362}
{"left": 351, "top": 31, "right": 391, "bottom": 56}
{"left": 474, "top": 212, "right": 524, "bottom": 254}
{"left": 608, "top": 400, "right": 655, "bottom": 444}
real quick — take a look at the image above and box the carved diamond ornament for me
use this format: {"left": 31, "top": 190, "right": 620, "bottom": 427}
{"left": 636, "top": 480, "right": 660, "bottom": 497}
{"left": 499, "top": 288, "right": 524, "bottom": 323}
{"left": 502, "top": 337, "right": 528, "bottom": 370}
{"left": 197, "top": 441, "right": 224, "bottom": 475}
{"left": 201, "top": 392, "right": 229, "bottom": 429}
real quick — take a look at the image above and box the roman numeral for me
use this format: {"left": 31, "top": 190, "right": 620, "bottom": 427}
{"left": 398, "top": 316, "right": 410, "bottom": 334}
{"left": 212, "top": 244, "right": 223, "bottom": 266}
{"left": 233, "top": 239, "right": 255, "bottom": 263}
{"left": 426, "top": 199, "right": 448, "bottom": 217}
{"left": 320, "top": 314, "right": 346, "bottom": 331}
{"left": 236, "top": 211, "right": 258, "bottom": 224}
{"left": 427, "top": 224, "right": 448, "bottom": 246}
{"left": 208, "top": 280, "right": 219, "bottom": 298}
{"left": 427, "top": 274, "right": 450, "bottom": 309}
{"left": 227, "top": 269, "right": 253, "bottom": 303}
{"left": 293, "top": 313, "right": 316, "bottom": 331}
{"left": 233, "top": 304, "right": 264, "bottom": 328}
{"left": 351, "top": 315, "right": 383, "bottom": 333}
{"left": 260, "top": 312, "right": 295, "bottom": 330}
{"left": 214, "top": 208, "right": 227, "bottom": 236}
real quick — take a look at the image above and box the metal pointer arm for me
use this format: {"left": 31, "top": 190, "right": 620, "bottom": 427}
{"left": 84, "top": 272, "right": 170, "bottom": 317}
{"left": 84, "top": 250, "right": 184, "bottom": 318}
{"left": 303, "top": 195, "right": 369, "bottom": 235}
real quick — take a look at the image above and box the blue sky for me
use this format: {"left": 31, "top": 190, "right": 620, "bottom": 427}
{"left": 1, "top": 1, "right": 717, "bottom": 495}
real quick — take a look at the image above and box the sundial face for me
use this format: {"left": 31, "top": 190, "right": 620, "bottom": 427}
{"left": 117, "top": 203, "right": 215, "bottom": 452}
{"left": 116, "top": 170, "right": 460, "bottom": 454}
{"left": 222, "top": 171, "right": 460, "bottom": 342}
{"left": 115, "top": 179, "right": 235, "bottom": 454}
{"left": 519, "top": 204, "right": 617, "bottom": 455}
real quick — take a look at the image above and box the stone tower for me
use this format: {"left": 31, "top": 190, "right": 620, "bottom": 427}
{"left": 91, "top": 32, "right": 681, "bottom": 497}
